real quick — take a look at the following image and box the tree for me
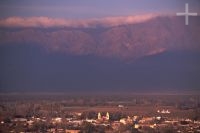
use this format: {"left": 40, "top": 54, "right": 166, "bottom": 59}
{"left": 80, "top": 122, "right": 95, "bottom": 133}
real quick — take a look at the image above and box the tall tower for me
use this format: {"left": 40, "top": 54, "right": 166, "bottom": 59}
{"left": 98, "top": 112, "right": 101, "bottom": 120}
{"left": 106, "top": 112, "right": 109, "bottom": 120}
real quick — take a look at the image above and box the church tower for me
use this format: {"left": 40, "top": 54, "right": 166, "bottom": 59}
{"left": 106, "top": 112, "right": 109, "bottom": 120}
{"left": 98, "top": 112, "right": 101, "bottom": 120}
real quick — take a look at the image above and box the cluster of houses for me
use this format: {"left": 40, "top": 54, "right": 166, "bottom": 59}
{"left": 1, "top": 109, "right": 200, "bottom": 133}
{"left": 157, "top": 109, "right": 171, "bottom": 114}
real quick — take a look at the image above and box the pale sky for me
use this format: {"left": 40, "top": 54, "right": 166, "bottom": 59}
{"left": 0, "top": 0, "right": 200, "bottom": 19}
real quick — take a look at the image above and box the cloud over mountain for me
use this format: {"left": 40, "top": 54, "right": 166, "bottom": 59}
{"left": 0, "top": 14, "right": 157, "bottom": 28}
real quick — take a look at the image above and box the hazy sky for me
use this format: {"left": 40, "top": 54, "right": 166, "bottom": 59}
{"left": 0, "top": 0, "right": 200, "bottom": 19}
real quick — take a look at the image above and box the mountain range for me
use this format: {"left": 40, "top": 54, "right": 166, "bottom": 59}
{"left": 0, "top": 16, "right": 200, "bottom": 92}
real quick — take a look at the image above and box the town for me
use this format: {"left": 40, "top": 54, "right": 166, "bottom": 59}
{"left": 0, "top": 93, "right": 200, "bottom": 133}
